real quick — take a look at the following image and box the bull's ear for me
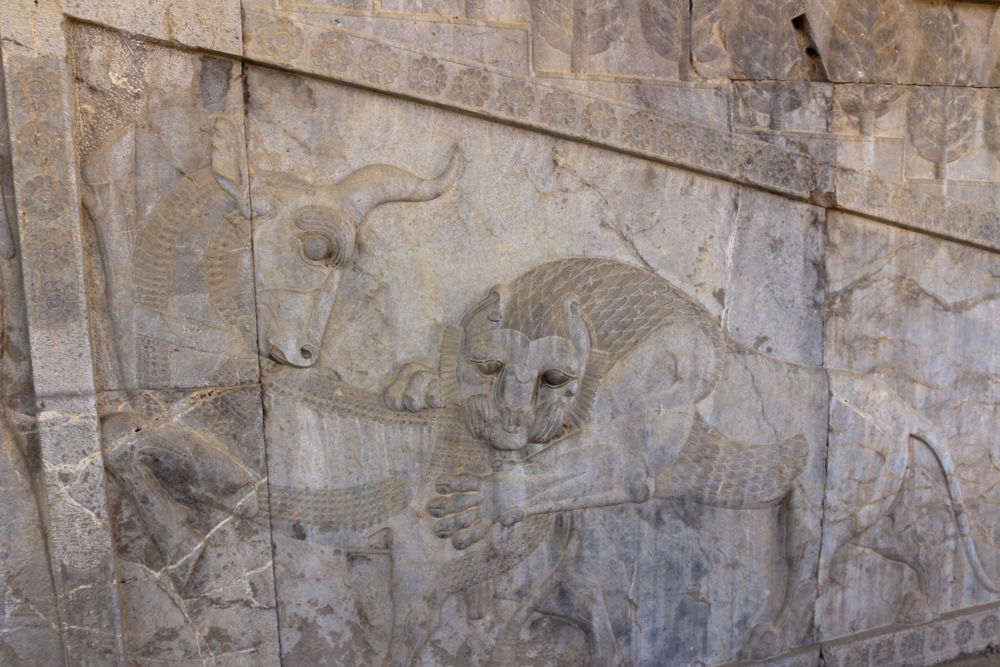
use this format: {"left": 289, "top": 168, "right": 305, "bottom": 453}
{"left": 211, "top": 116, "right": 250, "bottom": 217}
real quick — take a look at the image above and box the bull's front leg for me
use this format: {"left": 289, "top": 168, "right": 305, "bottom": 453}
{"left": 102, "top": 412, "right": 207, "bottom": 589}
{"left": 101, "top": 409, "right": 260, "bottom": 591}
{"left": 429, "top": 442, "right": 651, "bottom": 550}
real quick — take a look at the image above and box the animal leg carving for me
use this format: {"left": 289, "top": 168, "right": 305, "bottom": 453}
{"left": 866, "top": 523, "right": 937, "bottom": 624}
{"left": 102, "top": 410, "right": 259, "bottom": 591}
{"left": 383, "top": 597, "right": 444, "bottom": 667}
{"left": 740, "top": 487, "right": 822, "bottom": 660}
{"left": 105, "top": 441, "right": 206, "bottom": 590}
{"left": 860, "top": 476, "right": 942, "bottom": 624}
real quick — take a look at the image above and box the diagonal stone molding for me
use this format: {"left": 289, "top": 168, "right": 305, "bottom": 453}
{"left": 242, "top": 7, "right": 1000, "bottom": 254}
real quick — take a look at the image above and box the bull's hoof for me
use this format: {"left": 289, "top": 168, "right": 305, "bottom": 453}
{"left": 164, "top": 527, "right": 206, "bottom": 592}
{"left": 233, "top": 491, "right": 259, "bottom": 519}
{"left": 739, "top": 622, "right": 781, "bottom": 661}
{"left": 382, "top": 609, "right": 431, "bottom": 667}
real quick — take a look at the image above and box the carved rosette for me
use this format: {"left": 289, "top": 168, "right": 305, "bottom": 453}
{"left": 582, "top": 101, "right": 617, "bottom": 139}
{"left": 496, "top": 79, "right": 535, "bottom": 118}
{"left": 408, "top": 56, "right": 446, "bottom": 96}
{"left": 238, "top": 9, "right": 1000, "bottom": 252}
{"left": 241, "top": 8, "right": 832, "bottom": 203}
{"left": 311, "top": 31, "right": 353, "bottom": 72}
{"left": 622, "top": 112, "right": 655, "bottom": 150}
{"left": 3, "top": 54, "right": 123, "bottom": 665}
{"left": 62, "top": 563, "right": 119, "bottom": 664}
{"left": 16, "top": 120, "right": 66, "bottom": 167}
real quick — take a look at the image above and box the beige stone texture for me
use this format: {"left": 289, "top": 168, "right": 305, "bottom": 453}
{"left": 1, "top": 0, "right": 1000, "bottom": 665}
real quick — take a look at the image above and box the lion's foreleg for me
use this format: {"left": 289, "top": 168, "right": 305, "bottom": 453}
{"left": 493, "top": 443, "right": 652, "bottom": 522}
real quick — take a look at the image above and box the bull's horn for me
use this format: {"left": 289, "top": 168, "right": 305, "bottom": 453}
{"left": 332, "top": 145, "right": 461, "bottom": 221}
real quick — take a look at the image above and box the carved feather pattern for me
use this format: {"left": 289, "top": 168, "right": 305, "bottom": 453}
{"left": 530, "top": 0, "right": 624, "bottom": 63}
{"left": 639, "top": 0, "right": 685, "bottom": 59}
{"left": 825, "top": 0, "right": 902, "bottom": 84}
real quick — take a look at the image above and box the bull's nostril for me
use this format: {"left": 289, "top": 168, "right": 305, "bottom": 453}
{"left": 300, "top": 347, "right": 313, "bottom": 360}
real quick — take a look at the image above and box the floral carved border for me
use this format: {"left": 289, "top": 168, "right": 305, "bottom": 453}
{"left": 242, "top": 9, "right": 830, "bottom": 200}
{"left": 820, "top": 601, "right": 1000, "bottom": 667}
{"left": 2, "top": 54, "right": 123, "bottom": 666}
{"left": 7, "top": 62, "right": 82, "bottom": 334}
{"left": 243, "top": 8, "right": 1000, "bottom": 253}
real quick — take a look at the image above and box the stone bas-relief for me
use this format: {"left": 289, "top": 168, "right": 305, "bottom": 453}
{"left": 383, "top": 257, "right": 1000, "bottom": 664}
{"left": 2, "top": 0, "right": 1000, "bottom": 665}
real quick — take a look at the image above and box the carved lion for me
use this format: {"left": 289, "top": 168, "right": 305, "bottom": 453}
{"left": 387, "top": 256, "right": 1000, "bottom": 661}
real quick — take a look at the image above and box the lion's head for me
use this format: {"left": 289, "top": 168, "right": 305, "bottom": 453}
{"left": 437, "top": 258, "right": 729, "bottom": 452}
{"left": 443, "top": 288, "right": 605, "bottom": 451}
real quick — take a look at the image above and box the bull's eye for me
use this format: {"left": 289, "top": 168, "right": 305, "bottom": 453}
{"left": 539, "top": 369, "right": 575, "bottom": 388}
{"left": 470, "top": 359, "right": 503, "bottom": 377}
{"left": 302, "top": 234, "right": 332, "bottom": 262}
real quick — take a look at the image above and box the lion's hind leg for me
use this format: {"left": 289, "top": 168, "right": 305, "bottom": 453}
{"left": 740, "top": 482, "right": 824, "bottom": 661}
{"left": 655, "top": 418, "right": 821, "bottom": 660}
{"left": 852, "top": 440, "right": 954, "bottom": 624}
{"left": 821, "top": 371, "right": 939, "bottom": 624}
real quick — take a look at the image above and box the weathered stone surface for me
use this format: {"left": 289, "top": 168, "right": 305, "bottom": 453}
{"left": 1, "top": 0, "right": 999, "bottom": 665}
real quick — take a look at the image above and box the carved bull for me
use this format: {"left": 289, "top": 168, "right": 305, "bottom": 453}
{"left": 387, "top": 256, "right": 1000, "bottom": 662}
{"left": 83, "top": 118, "right": 460, "bottom": 589}
{"left": 208, "top": 119, "right": 461, "bottom": 368}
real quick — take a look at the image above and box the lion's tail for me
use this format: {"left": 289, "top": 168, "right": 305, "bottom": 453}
{"left": 914, "top": 426, "right": 1000, "bottom": 594}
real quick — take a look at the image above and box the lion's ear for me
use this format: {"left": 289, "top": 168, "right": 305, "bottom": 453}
{"left": 563, "top": 348, "right": 607, "bottom": 432}
{"left": 440, "top": 284, "right": 509, "bottom": 405}
{"left": 459, "top": 285, "right": 508, "bottom": 335}
{"left": 561, "top": 294, "right": 592, "bottom": 359}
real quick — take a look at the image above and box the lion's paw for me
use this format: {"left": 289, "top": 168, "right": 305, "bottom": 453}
{"left": 738, "top": 622, "right": 782, "bottom": 662}
{"left": 896, "top": 590, "right": 932, "bottom": 625}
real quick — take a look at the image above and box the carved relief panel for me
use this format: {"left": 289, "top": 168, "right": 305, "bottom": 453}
{"left": 245, "top": 63, "right": 836, "bottom": 664}
{"left": 67, "top": 24, "right": 280, "bottom": 665}
{"left": 2, "top": 1, "right": 1000, "bottom": 666}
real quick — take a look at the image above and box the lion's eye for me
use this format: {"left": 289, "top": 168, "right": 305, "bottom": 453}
{"left": 470, "top": 359, "right": 503, "bottom": 376}
{"left": 540, "top": 369, "right": 575, "bottom": 387}
{"left": 302, "top": 234, "right": 333, "bottom": 262}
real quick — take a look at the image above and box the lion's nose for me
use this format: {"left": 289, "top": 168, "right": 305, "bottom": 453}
{"left": 497, "top": 370, "right": 532, "bottom": 407}
{"left": 498, "top": 406, "right": 526, "bottom": 433}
